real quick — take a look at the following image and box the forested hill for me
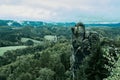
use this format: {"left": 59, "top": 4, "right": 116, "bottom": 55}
{"left": 0, "top": 21, "right": 120, "bottom": 80}
{"left": 0, "top": 19, "right": 120, "bottom": 27}
{"left": 0, "top": 20, "right": 75, "bottom": 27}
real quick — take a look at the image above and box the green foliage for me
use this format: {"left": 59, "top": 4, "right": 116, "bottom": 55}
{"left": 36, "top": 68, "right": 55, "bottom": 80}
{"left": 0, "top": 26, "right": 120, "bottom": 80}
{"left": 0, "top": 42, "right": 71, "bottom": 80}
{"left": 0, "top": 46, "right": 26, "bottom": 56}
{"left": 0, "top": 45, "right": 47, "bottom": 67}
{"left": 25, "top": 40, "right": 34, "bottom": 46}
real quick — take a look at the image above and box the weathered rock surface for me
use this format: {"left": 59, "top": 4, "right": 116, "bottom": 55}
{"left": 71, "top": 22, "right": 120, "bottom": 80}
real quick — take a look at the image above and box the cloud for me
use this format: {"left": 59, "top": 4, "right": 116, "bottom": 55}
{"left": 0, "top": 0, "right": 120, "bottom": 22}
{"left": 0, "top": 4, "right": 57, "bottom": 21}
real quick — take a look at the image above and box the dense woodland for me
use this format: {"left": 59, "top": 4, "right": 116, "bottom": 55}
{"left": 0, "top": 25, "right": 120, "bottom": 80}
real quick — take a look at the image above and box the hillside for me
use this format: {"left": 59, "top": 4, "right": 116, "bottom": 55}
{"left": 0, "top": 20, "right": 120, "bottom": 28}
{"left": 0, "top": 22, "right": 120, "bottom": 80}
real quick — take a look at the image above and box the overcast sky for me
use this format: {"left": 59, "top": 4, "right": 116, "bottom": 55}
{"left": 0, "top": 0, "right": 120, "bottom": 22}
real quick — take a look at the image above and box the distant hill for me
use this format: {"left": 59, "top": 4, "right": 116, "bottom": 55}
{"left": 0, "top": 19, "right": 75, "bottom": 27}
{"left": 0, "top": 20, "right": 43, "bottom": 27}
{"left": 85, "top": 23, "right": 120, "bottom": 27}
{"left": 0, "top": 19, "right": 120, "bottom": 27}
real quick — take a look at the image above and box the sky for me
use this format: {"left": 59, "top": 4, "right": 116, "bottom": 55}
{"left": 0, "top": 0, "right": 120, "bottom": 23}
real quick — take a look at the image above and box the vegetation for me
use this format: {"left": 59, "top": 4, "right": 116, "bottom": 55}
{"left": 0, "top": 24, "right": 120, "bottom": 80}
{"left": 0, "top": 46, "right": 27, "bottom": 56}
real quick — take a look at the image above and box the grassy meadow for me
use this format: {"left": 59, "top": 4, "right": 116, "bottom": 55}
{"left": 0, "top": 46, "right": 27, "bottom": 56}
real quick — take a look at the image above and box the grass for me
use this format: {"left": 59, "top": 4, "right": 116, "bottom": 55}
{"left": 0, "top": 38, "right": 43, "bottom": 56}
{"left": 0, "top": 46, "right": 27, "bottom": 56}
{"left": 21, "top": 37, "right": 43, "bottom": 45}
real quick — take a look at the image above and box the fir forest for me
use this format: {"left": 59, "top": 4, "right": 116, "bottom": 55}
{"left": 0, "top": 20, "right": 120, "bottom": 80}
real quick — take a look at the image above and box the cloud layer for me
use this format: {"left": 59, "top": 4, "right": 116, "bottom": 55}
{"left": 0, "top": 0, "right": 120, "bottom": 22}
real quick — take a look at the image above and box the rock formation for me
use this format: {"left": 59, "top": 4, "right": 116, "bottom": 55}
{"left": 71, "top": 22, "right": 120, "bottom": 80}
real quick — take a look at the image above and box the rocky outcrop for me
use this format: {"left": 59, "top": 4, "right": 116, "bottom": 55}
{"left": 71, "top": 22, "right": 120, "bottom": 80}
